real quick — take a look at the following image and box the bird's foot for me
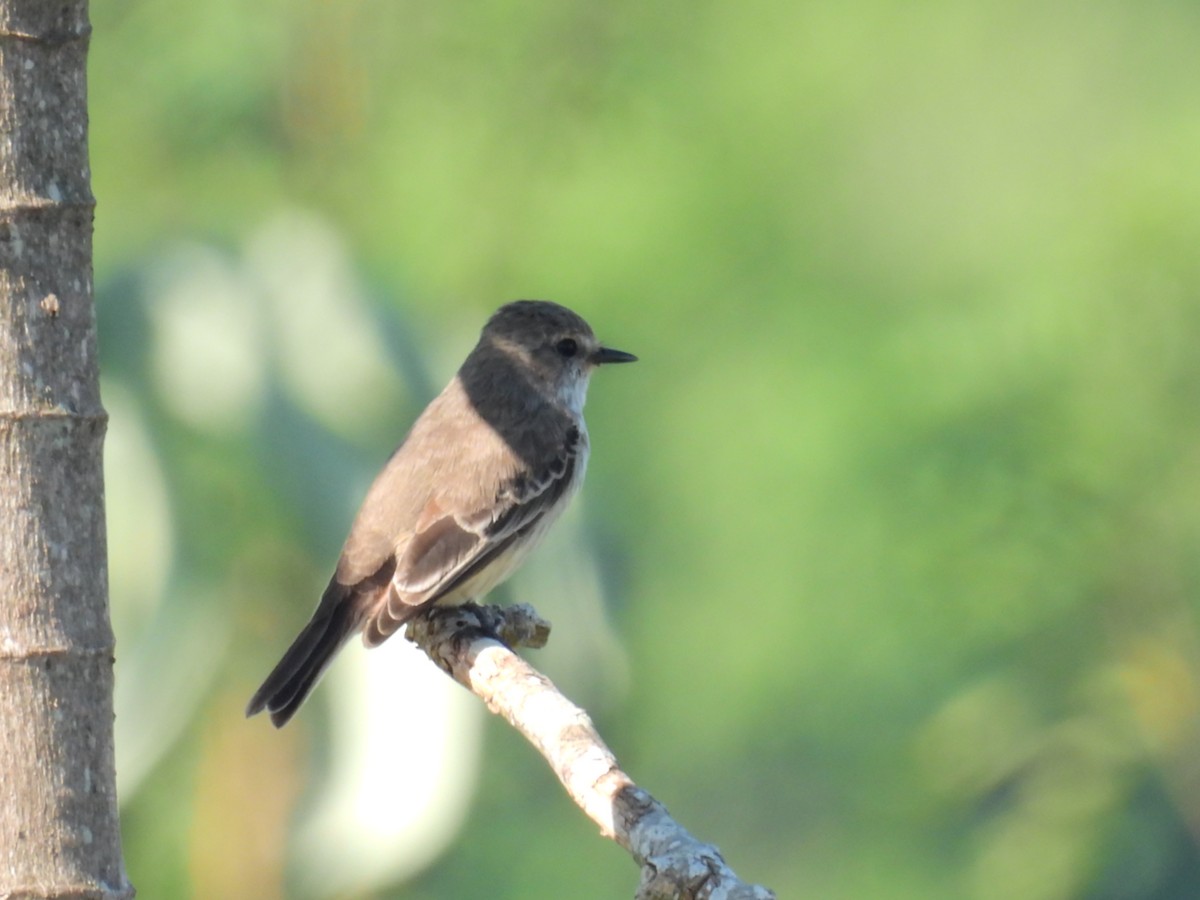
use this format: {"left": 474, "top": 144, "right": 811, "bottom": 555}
{"left": 405, "top": 602, "right": 552, "bottom": 669}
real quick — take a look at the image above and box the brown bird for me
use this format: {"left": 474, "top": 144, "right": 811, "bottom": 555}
{"left": 247, "top": 300, "right": 636, "bottom": 727}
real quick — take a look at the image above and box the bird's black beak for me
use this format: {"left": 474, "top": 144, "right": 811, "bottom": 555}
{"left": 592, "top": 346, "right": 638, "bottom": 365}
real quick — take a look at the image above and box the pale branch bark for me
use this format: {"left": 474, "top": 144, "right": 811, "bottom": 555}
{"left": 0, "top": 1, "right": 131, "bottom": 898}
{"left": 406, "top": 604, "right": 776, "bottom": 900}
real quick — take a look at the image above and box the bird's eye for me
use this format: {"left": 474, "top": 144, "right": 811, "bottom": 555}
{"left": 555, "top": 338, "right": 578, "bottom": 358}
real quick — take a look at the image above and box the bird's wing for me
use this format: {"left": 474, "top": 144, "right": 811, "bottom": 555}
{"left": 361, "top": 423, "right": 584, "bottom": 645}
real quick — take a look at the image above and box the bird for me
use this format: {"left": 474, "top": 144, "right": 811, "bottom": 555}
{"left": 246, "top": 300, "right": 636, "bottom": 727}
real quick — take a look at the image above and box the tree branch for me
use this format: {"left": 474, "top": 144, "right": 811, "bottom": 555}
{"left": 0, "top": 0, "right": 130, "bottom": 894}
{"left": 405, "top": 603, "right": 776, "bottom": 900}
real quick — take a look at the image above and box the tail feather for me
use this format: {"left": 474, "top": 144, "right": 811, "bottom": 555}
{"left": 246, "top": 585, "right": 358, "bottom": 728}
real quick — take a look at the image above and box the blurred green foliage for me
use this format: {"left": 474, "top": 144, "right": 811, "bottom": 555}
{"left": 90, "top": 1, "right": 1200, "bottom": 897}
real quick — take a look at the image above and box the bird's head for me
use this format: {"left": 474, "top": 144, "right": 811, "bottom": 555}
{"left": 478, "top": 300, "right": 637, "bottom": 413}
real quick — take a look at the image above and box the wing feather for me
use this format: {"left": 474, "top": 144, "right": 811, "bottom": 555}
{"left": 364, "top": 426, "right": 582, "bottom": 644}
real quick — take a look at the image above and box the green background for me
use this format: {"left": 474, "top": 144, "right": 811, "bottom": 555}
{"left": 91, "top": 1, "right": 1200, "bottom": 897}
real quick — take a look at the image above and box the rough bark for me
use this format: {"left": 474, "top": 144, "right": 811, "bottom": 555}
{"left": 0, "top": 1, "right": 131, "bottom": 897}
{"left": 407, "top": 604, "right": 776, "bottom": 900}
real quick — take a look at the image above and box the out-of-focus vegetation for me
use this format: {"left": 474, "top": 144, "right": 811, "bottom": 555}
{"left": 91, "top": 2, "right": 1200, "bottom": 898}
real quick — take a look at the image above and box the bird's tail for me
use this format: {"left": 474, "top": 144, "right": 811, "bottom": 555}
{"left": 245, "top": 582, "right": 358, "bottom": 728}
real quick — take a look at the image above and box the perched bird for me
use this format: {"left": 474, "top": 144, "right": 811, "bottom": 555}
{"left": 247, "top": 300, "right": 636, "bottom": 727}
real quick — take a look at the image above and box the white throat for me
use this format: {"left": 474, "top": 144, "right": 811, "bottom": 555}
{"left": 557, "top": 371, "right": 591, "bottom": 416}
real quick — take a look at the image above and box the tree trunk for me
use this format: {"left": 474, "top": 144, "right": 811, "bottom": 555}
{"left": 0, "top": 2, "right": 131, "bottom": 897}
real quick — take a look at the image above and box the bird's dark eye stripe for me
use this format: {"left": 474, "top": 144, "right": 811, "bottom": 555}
{"left": 556, "top": 338, "right": 578, "bottom": 358}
